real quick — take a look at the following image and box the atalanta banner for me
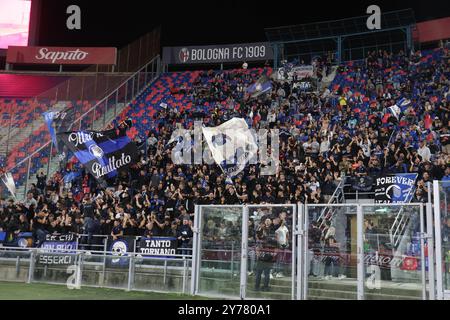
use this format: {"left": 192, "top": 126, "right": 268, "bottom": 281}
{"left": 136, "top": 237, "right": 178, "bottom": 257}
{"left": 107, "top": 237, "right": 134, "bottom": 267}
{"left": 374, "top": 173, "right": 418, "bottom": 203}
{"left": 37, "top": 234, "right": 78, "bottom": 265}
{"left": 57, "top": 129, "right": 138, "bottom": 186}
{"left": 277, "top": 65, "right": 314, "bottom": 81}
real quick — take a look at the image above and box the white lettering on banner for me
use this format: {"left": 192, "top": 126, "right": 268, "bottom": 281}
{"left": 39, "top": 255, "right": 72, "bottom": 265}
{"left": 35, "top": 48, "right": 89, "bottom": 64}
{"left": 376, "top": 176, "right": 415, "bottom": 187}
{"left": 145, "top": 239, "right": 171, "bottom": 247}
{"left": 191, "top": 48, "right": 230, "bottom": 61}
{"left": 91, "top": 154, "right": 132, "bottom": 178}
{"left": 188, "top": 46, "right": 267, "bottom": 62}
{"left": 68, "top": 132, "right": 103, "bottom": 147}
{"left": 139, "top": 248, "right": 176, "bottom": 255}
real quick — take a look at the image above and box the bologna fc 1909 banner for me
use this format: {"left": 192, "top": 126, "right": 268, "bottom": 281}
{"left": 58, "top": 129, "right": 138, "bottom": 185}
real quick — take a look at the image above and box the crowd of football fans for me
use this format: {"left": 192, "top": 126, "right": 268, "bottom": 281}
{"left": 0, "top": 44, "right": 449, "bottom": 252}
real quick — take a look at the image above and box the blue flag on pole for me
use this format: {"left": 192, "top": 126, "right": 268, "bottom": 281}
{"left": 246, "top": 76, "right": 272, "bottom": 98}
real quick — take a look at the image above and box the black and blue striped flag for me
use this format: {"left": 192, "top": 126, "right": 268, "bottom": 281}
{"left": 57, "top": 129, "right": 138, "bottom": 186}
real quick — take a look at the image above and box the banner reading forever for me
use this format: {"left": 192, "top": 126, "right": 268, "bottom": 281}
{"left": 374, "top": 173, "right": 418, "bottom": 203}
{"left": 163, "top": 42, "right": 273, "bottom": 65}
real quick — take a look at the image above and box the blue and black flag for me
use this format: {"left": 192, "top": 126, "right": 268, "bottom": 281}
{"left": 245, "top": 75, "right": 272, "bottom": 99}
{"left": 57, "top": 129, "right": 138, "bottom": 186}
{"left": 43, "top": 106, "right": 76, "bottom": 156}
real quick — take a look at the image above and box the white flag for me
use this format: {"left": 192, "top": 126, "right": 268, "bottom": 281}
{"left": 389, "top": 104, "right": 401, "bottom": 120}
{"left": 202, "top": 118, "right": 257, "bottom": 177}
{"left": 167, "top": 130, "right": 192, "bottom": 164}
{"left": 1, "top": 172, "right": 16, "bottom": 199}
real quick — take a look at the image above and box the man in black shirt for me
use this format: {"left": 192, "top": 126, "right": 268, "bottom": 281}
{"left": 82, "top": 198, "right": 94, "bottom": 218}
{"left": 32, "top": 211, "right": 49, "bottom": 246}
{"left": 177, "top": 218, "right": 193, "bottom": 256}
{"left": 224, "top": 186, "right": 239, "bottom": 204}
{"left": 111, "top": 219, "right": 123, "bottom": 240}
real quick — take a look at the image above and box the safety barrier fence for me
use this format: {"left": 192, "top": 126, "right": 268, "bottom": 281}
{"left": 1, "top": 186, "right": 450, "bottom": 300}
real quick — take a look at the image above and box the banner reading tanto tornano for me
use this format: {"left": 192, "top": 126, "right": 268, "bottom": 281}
{"left": 163, "top": 42, "right": 273, "bottom": 65}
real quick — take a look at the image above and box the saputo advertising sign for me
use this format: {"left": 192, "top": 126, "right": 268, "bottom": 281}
{"left": 6, "top": 46, "right": 117, "bottom": 65}
{"left": 163, "top": 42, "right": 273, "bottom": 65}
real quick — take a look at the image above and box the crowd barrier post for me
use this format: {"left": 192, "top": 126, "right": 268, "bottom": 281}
{"left": 163, "top": 260, "right": 167, "bottom": 285}
{"left": 426, "top": 201, "right": 436, "bottom": 299}
{"left": 433, "top": 180, "right": 443, "bottom": 299}
{"left": 182, "top": 257, "right": 187, "bottom": 294}
{"left": 27, "top": 250, "right": 35, "bottom": 284}
{"left": 356, "top": 204, "right": 364, "bottom": 300}
{"left": 127, "top": 255, "right": 134, "bottom": 292}
{"left": 239, "top": 205, "right": 249, "bottom": 300}
{"left": 420, "top": 204, "right": 427, "bottom": 300}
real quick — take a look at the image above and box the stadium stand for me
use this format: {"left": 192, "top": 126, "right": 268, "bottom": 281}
{"left": 0, "top": 45, "right": 448, "bottom": 255}
{"left": 0, "top": 74, "right": 69, "bottom": 98}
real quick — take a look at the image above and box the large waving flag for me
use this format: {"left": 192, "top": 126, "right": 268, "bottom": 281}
{"left": 246, "top": 76, "right": 272, "bottom": 99}
{"left": 43, "top": 106, "right": 76, "bottom": 155}
{"left": 389, "top": 104, "right": 401, "bottom": 120}
{"left": 0, "top": 172, "right": 16, "bottom": 199}
{"left": 167, "top": 130, "right": 193, "bottom": 164}
{"left": 57, "top": 129, "right": 138, "bottom": 186}
{"left": 374, "top": 173, "right": 418, "bottom": 204}
{"left": 202, "top": 118, "right": 257, "bottom": 177}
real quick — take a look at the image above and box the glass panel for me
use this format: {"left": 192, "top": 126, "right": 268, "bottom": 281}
{"left": 117, "top": 84, "right": 126, "bottom": 108}
{"left": 0, "top": 250, "right": 31, "bottom": 282}
{"left": 9, "top": 160, "right": 27, "bottom": 199}
{"left": 306, "top": 205, "right": 358, "bottom": 300}
{"left": 134, "top": 74, "right": 139, "bottom": 97}
{"left": 106, "top": 94, "right": 117, "bottom": 123}
{"left": 198, "top": 206, "right": 242, "bottom": 298}
{"left": 126, "top": 78, "right": 133, "bottom": 103}
{"left": 439, "top": 182, "right": 450, "bottom": 292}
{"left": 139, "top": 70, "right": 146, "bottom": 92}
{"left": 80, "top": 252, "right": 108, "bottom": 287}
{"left": 92, "top": 101, "right": 106, "bottom": 131}
{"left": 29, "top": 143, "right": 51, "bottom": 193}
{"left": 132, "top": 256, "right": 189, "bottom": 293}
{"left": 33, "top": 252, "right": 78, "bottom": 285}
{"left": 82, "top": 254, "right": 130, "bottom": 290}
{"left": 362, "top": 204, "right": 423, "bottom": 300}
{"left": 79, "top": 109, "right": 95, "bottom": 131}
{"left": 246, "top": 205, "right": 295, "bottom": 299}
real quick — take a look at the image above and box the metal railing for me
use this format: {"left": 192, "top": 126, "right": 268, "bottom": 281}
{"left": 389, "top": 186, "right": 415, "bottom": 248}
{"left": 0, "top": 55, "right": 161, "bottom": 200}
{"left": 0, "top": 246, "right": 192, "bottom": 295}
{"left": 316, "top": 177, "right": 346, "bottom": 229}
